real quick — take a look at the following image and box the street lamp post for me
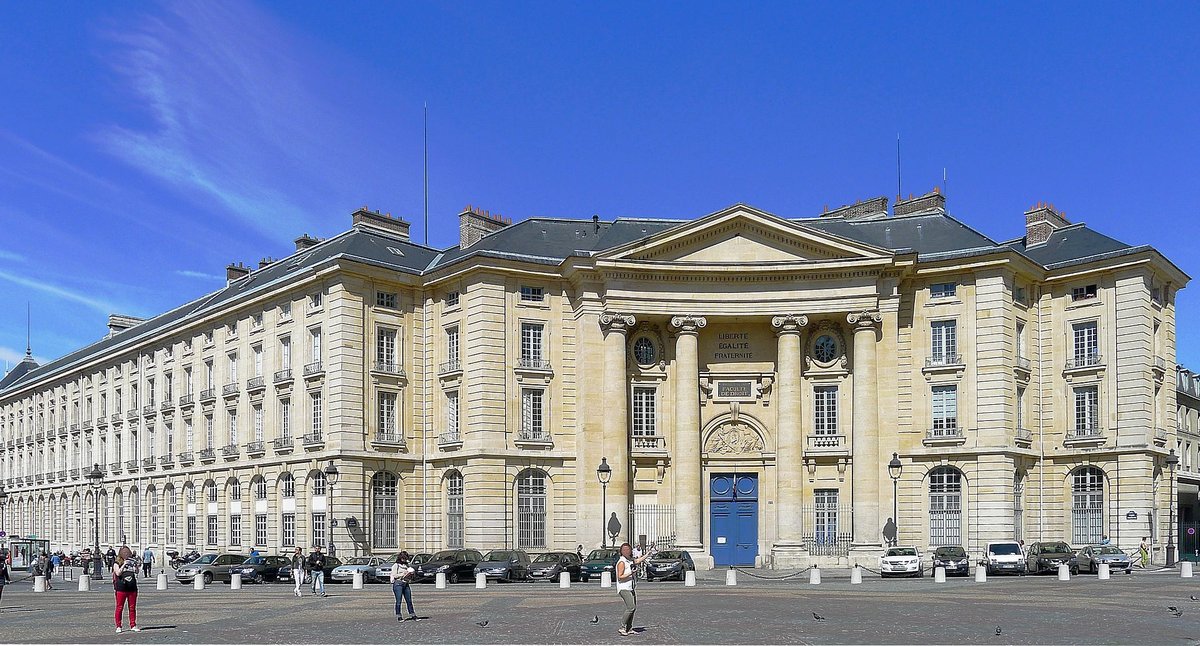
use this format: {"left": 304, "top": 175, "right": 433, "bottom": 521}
{"left": 597, "top": 458, "right": 611, "bottom": 548}
{"left": 88, "top": 463, "right": 105, "bottom": 580}
{"left": 1167, "top": 449, "right": 1179, "bottom": 567}
{"left": 323, "top": 461, "right": 339, "bottom": 558}
{"left": 0, "top": 485, "right": 9, "bottom": 553}
{"left": 888, "top": 453, "right": 903, "bottom": 546}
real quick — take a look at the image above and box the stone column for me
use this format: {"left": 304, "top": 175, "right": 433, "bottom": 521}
{"left": 670, "top": 315, "right": 707, "bottom": 559}
{"left": 599, "top": 312, "right": 635, "bottom": 545}
{"left": 847, "top": 311, "right": 883, "bottom": 556}
{"left": 771, "top": 314, "right": 809, "bottom": 567}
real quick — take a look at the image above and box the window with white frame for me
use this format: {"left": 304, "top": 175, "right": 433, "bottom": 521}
{"left": 446, "top": 471, "right": 464, "bottom": 548}
{"left": 378, "top": 391, "right": 397, "bottom": 438}
{"left": 631, "top": 387, "right": 656, "bottom": 438}
{"left": 205, "top": 360, "right": 214, "bottom": 389}
{"left": 520, "top": 323, "right": 544, "bottom": 365}
{"left": 930, "top": 282, "right": 957, "bottom": 299}
{"left": 814, "top": 489, "right": 838, "bottom": 545}
{"left": 311, "top": 471, "right": 326, "bottom": 497}
{"left": 445, "top": 291, "right": 459, "bottom": 308}
{"left": 229, "top": 512, "right": 242, "bottom": 546}
{"left": 205, "top": 415, "right": 214, "bottom": 449}
{"left": 310, "top": 392, "right": 323, "bottom": 436}
{"left": 521, "top": 388, "right": 545, "bottom": 440}
{"left": 1073, "top": 385, "right": 1100, "bottom": 433}
{"left": 520, "top": 285, "right": 544, "bottom": 303}
{"left": 1015, "top": 321, "right": 1026, "bottom": 359}
{"left": 281, "top": 472, "right": 295, "bottom": 499}
{"left": 311, "top": 512, "right": 326, "bottom": 548}
{"left": 168, "top": 487, "right": 177, "bottom": 544}
{"left": 207, "top": 514, "right": 217, "bottom": 546}
{"left": 150, "top": 488, "right": 160, "bottom": 542}
{"left": 253, "top": 405, "right": 263, "bottom": 443}
{"left": 281, "top": 513, "right": 295, "bottom": 547}
{"left": 309, "top": 328, "right": 322, "bottom": 363}
{"left": 446, "top": 327, "right": 460, "bottom": 367}
{"left": 1071, "top": 467, "right": 1105, "bottom": 545}
{"left": 185, "top": 419, "right": 193, "bottom": 451}
{"left": 279, "top": 398, "right": 291, "bottom": 439}
{"left": 930, "top": 320, "right": 958, "bottom": 363}
{"left": 1072, "top": 321, "right": 1099, "bottom": 364}
{"left": 279, "top": 302, "right": 292, "bottom": 320}
{"left": 253, "top": 346, "right": 263, "bottom": 377}
{"left": 377, "top": 328, "right": 397, "bottom": 370}
{"left": 813, "top": 386, "right": 838, "bottom": 435}
{"left": 517, "top": 470, "right": 547, "bottom": 548}
{"left": 372, "top": 472, "right": 398, "bottom": 549}
{"left": 1071, "top": 284, "right": 1098, "bottom": 301}
{"left": 255, "top": 514, "right": 267, "bottom": 547}
{"left": 252, "top": 313, "right": 263, "bottom": 330}
{"left": 228, "top": 409, "right": 238, "bottom": 445}
{"left": 1016, "top": 387, "right": 1026, "bottom": 430}
{"left": 929, "top": 467, "right": 963, "bottom": 547}
{"left": 279, "top": 336, "right": 292, "bottom": 371}
{"left": 931, "top": 386, "right": 958, "bottom": 434}
{"left": 376, "top": 291, "right": 397, "bottom": 309}
{"left": 446, "top": 391, "right": 459, "bottom": 437}
{"left": 308, "top": 292, "right": 322, "bottom": 311}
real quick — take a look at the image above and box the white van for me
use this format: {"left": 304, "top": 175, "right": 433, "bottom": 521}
{"left": 983, "top": 541, "right": 1025, "bottom": 575}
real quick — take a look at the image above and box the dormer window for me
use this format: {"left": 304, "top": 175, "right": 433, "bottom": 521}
{"left": 1071, "top": 284, "right": 1098, "bottom": 301}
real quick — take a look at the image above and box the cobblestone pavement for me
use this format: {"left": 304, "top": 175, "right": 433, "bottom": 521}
{"left": 1, "top": 567, "right": 1198, "bottom": 644}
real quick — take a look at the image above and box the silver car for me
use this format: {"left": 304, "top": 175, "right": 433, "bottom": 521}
{"left": 1076, "top": 545, "right": 1132, "bottom": 574}
{"left": 175, "top": 553, "right": 245, "bottom": 585}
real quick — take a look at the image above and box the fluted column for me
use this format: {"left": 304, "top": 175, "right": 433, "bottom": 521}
{"left": 771, "top": 314, "right": 808, "bottom": 565}
{"left": 599, "top": 312, "right": 635, "bottom": 544}
{"left": 670, "top": 315, "right": 706, "bottom": 553}
{"left": 848, "top": 310, "right": 883, "bottom": 549}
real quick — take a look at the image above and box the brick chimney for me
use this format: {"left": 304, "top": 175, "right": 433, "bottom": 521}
{"left": 1024, "top": 202, "right": 1070, "bottom": 247}
{"left": 351, "top": 206, "right": 411, "bottom": 240}
{"left": 258, "top": 257, "right": 275, "bottom": 269}
{"left": 226, "top": 262, "right": 250, "bottom": 284}
{"left": 106, "top": 314, "right": 145, "bottom": 338}
{"left": 894, "top": 188, "right": 947, "bottom": 217}
{"left": 459, "top": 205, "right": 512, "bottom": 248}
{"left": 294, "top": 234, "right": 320, "bottom": 251}
{"left": 820, "top": 196, "right": 889, "bottom": 220}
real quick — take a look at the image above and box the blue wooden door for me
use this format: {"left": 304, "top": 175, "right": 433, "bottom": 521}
{"left": 710, "top": 473, "right": 758, "bottom": 566}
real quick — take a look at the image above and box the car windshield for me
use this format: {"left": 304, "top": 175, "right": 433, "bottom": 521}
{"left": 886, "top": 548, "right": 917, "bottom": 557}
{"left": 1099, "top": 546, "right": 1124, "bottom": 555}
{"left": 485, "top": 551, "right": 519, "bottom": 562}
{"left": 587, "top": 549, "right": 620, "bottom": 561}
{"left": 431, "top": 550, "right": 457, "bottom": 561}
{"left": 533, "top": 553, "right": 563, "bottom": 563}
{"left": 654, "top": 551, "right": 683, "bottom": 559}
{"left": 934, "top": 547, "right": 966, "bottom": 558}
{"left": 347, "top": 557, "right": 372, "bottom": 565}
{"left": 1042, "top": 542, "right": 1072, "bottom": 553}
{"left": 193, "top": 554, "right": 217, "bottom": 564}
{"left": 989, "top": 544, "right": 1021, "bottom": 555}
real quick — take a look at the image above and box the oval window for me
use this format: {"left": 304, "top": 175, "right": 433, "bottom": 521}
{"left": 633, "top": 337, "right": 657, "bottom": 366}
{"left": 814, "top": 335, "right": 838, "bottom": 363}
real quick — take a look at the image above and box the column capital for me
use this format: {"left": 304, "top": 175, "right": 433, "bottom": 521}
{"left": 669, "top": 315, "right": 707, "bottom": 334}
{"left": 771, "top": 314, "right": 809, "bottom": 335}
{"left": 599, "top": 312, "right": 636, "bottom": 333}
{"left": 846, "top": 310, "right": 883, "bottom": 330}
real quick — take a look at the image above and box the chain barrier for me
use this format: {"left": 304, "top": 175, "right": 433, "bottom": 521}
{"left": 731, "top": 565, "right": 813, "bottom": 580}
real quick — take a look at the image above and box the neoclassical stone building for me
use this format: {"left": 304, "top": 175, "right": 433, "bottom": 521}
{"left": 0, "top": 192, "right": 1188, "bottom": 568}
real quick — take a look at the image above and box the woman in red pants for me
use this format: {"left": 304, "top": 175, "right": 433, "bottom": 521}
{"left": 113, "top": 556, "right": 141, "bottom": 633}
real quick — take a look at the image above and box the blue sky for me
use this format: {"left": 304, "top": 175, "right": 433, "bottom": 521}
{"left": 1, "top": 2, "right": 1198, "bottom": 369}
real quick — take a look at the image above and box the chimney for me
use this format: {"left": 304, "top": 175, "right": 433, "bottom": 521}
{"left": 894, "top": 188, "right": 947, "bottom": 217}
{"left": 106, "top": 314, "right": 146, "bottom": 338}
{"left": 294, "top": 234, "right": 320, "bottom": 251}
{"left": 1024, "top": 202, "right": 1070, "bottom": 246}
{"left": 820, "top": 196, "right": 889, "bottom": 220}
{"left": 226, "top": 262, "right": 250, "bottom": 284}
{"left": 459, "top": 204, "right": 512, "bottom": 248}
{"left": 352, "top": 206, "right": 411, "bottom": 240}
{"left": 258, "top": 257, "right": 275, "bottom": 269}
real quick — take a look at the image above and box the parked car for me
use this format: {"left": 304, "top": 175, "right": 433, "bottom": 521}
{"left": 415, "top": 549, "right": 484, "bottom": 584}
{"left": 581, "top": 548, "right": 621, "bottom": 579}
{"left": 372, "top": 552, "right": 435, "bottom": 581}
{"left": 411, "top": 553, "right": 433, "bottom": 565}
{"left": 332, "top": 556, "right": 388, "bottom": 583}
{"left": 175, "top": 553, "right": 246, "bottom": 585}
{"left": 930, "top": 546, "right": 970, "bottom": 576}
{"left": 474, "top": 549, "right": 532, "bottom": 582}
{"left": 1076, "top": 545, "right": 1132, "bottom": 574}
{"left": 234, "top": 555, "right": 291, "bottom": 583}
{"left": 276, "top": 556, "right": 344, "bottom": 584}
{"left": 879, "top": 546, "right": 923, "bottom": 577}
{"left": 645, "top": 550, "right": 695, "bottom": 582}
{"left": 982, "top": 541, "right": 1025, "bottom": 576}
{"left": 530, "top": 551, "right": 587, "bottom": 582}
{"left": 1025, "top": 541, "right": 1078, "bottom": 574}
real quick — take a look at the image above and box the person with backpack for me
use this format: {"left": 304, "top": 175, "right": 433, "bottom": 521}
{"left": 390, "top": 552, "right": 418, "bottom": 621}
{"left": 113, "top": 556, "right": 141, "bottom": 633}
{"left": 289, "top": 547, "right": 305, "bottom": 598}
{"left": 306, "top": 546, "right": 327, "bottom": 597}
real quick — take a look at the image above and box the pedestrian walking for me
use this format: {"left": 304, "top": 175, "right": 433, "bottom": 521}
{"left": 576, "top": 545, "right": 585, "bottom": 562}
{"left": 390, "top": 551, "right": 418, "bottom": 621}
{"left": 0, "top": 558, "right": 10, "bottom": 604}
{"left": 113, "top": 557, "right": 140, "bottom": 633}
{"left": 36, "top": 553, "right": 53, "bottom": 590}
{"left": 289, "top": 547, "right": 305, "bottom": 597}
{"left": 306, "top": 546, "right": 327, "bottom": 597}
{"left": 1140, "top": 537, "right": 1150, "bottom": 568}
{"left": 250, "top": 547, "right": 260, "bottom": 559}
{"left": 105, "top": 547, "right": 117, "bottom": 572}
{"left": 141, "top": 547, "right": 154, "bottom": 577}
{"left": 614, "top": 542, "right": 649, "bottom": 637}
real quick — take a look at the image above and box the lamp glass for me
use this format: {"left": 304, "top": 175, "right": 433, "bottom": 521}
{"left": 324, "top": 461, "right": 340, "bottom": 485}
{"left": 887, "top": 452, "right": 903, "bottom": 480}
{"left": 597, "top": 458, "right": 612, "bottom": 485}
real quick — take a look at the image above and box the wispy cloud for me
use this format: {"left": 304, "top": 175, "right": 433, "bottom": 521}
{"left": 175, "top": 269, "right": 223, "bottom": 281}
{"left": 0, "top": 270, "right": 120, "bottom": 315}
{"left": 0, "top": 249, "right": 25, "bottom": 262}
{"left": 0, "top": 345, "right": 45, "bottom": 367}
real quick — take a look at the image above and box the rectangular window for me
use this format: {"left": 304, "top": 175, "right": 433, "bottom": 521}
{"left": 230, "top": 514, "right": 242, "bottom": 546}
{"left": 376, "top": 328, "right": 397, "bottom": 368}
{"left": 187, "top": 516, "right": 197, "bottom": 546}
{"left": 280, "top": 398, "right": 291, "bottom": 439}
{"left": 146, "top": 379, "right": 155, "bottom": 407}
{"left": 376, "top": 291, "right": 397, "bottom": 309}
{"left": 309, "top": 293, "right": 323, "bottom": 311}
{"left": 445, "top": 291, "right": 459, "bottom": 308}
{"left": 930, "top": 320, "right": 958, "bottom": 363}
{"left": 311, "top": 512, "right": 326, "bottom": 548}
{"left": 205, "top": 331, "right": 214, "bottom": 346}
{"left": 446, "top": 391, "right": 459, "bottom": 437}
{"left": 521, "top": 388, "right": 545, "bottom": 439}
{"left": 280, "top": 337, "right": 292, "bottom": 370}
{"left": 253, "top": 406, "right": 264, "bottom": 442}
{"left": 378, "top": 391, "right": 397, "bottom": 436}
{"left": 228, "top": 410, "right": 238, "bottom": 445}
{"left": 517, "top": 473, "right": 547, "bottom": 548}
{"left": 253, "top": 346, "right": 263, "bottom": 377}
{"left": 164, "top": 376, "right": 173, "bottom": 401}
{"left": 931, "top": 386, "right": 958, "bottom": 434}
{"left": 168, "top": 493, "right": 178, "bottom": 544}
{"left": 519, "top": 285, "right": 544, "bottom": 302}
{"left": 1015, "top": 322, "right": 1026, "bottom": 358}
{"left": 930, "top": 282, "right": 956, "bottom": 299}
{"left": 205, "top": 416, "right": 214, "bottom": 449}
{"left": 814, "top": 489, "right": 839, "bottom": 545}
{"left": 279, "top": 302, "right": 292, "bottom": 320}
{"left": 311, "top": 392, "right": 323, "bottom": 436}
{"left": 252, "top": 313, "right": 263, "bottom": 330}
{"left": 185, "top": 419, "right": 193, "bottom": 451}
{"left": 226, "top": 322, "right": 237, "bottom": 339}
{"left": 1074, "top": 386, "right": 1100, "bottom": 432}
{"left": 1071, "top": 284, "right": 1098, "bottom": 301}
{"left": 207, "top": 515, "right": 218, "bottom": 546}
{"left": 1016, "top": 387, "right": 1026, "bottom": 429}
{"left": 255, "top": 514, "right": 267, "bottom": 547}
{"left": 205, "top": 361, "right": 214, "bottom": 389}
{"left": 227, "top": 353, "right": 238, "bottom": 382}
{"left": 520, "top": 323, "right": 544, "bottom": 363}
{"left": 447, "top": 477, "right": 464, "bottom": 548}
{"left": 310, "top": 328, "right": 322, "bottom": 362}
{"left": 1072, "top": 321, "right": 1099, "bottom": 364}
{"left": 446, "top": 327, "right": 460, "bottom": 366}
{"left": 631, "top": 387, "right": 657, "bottom": 437}
{"left": 372, "top": 478, "right": 398, "bottom": 549}
{"left": 281, "top": 513, "right": 296, "bottom": 547}
{"left": 813, "top": 386, "right": 838, "bottom": 435}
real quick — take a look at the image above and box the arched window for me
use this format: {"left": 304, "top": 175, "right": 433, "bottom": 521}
{"left": 372, "top": 472, "right": 399, "bottom": 549}
{"left": 1072, "top": 467, "right": 1105, "bottom": 545}
{"left": 517, "top": 469, "right": 548, "bottom": 549}
{"left": 310, "top": 471, "right": 327, "bottom": 548}
{"left": 310, "top": 471, "right": 326, "bottom": 497}
{"left": 254, "top": 477, "right": 267, "bottom": 501}
{"left": 229, "top": 479, "right": 243, "bottom": 546}
{"left": 207, "top": 481, "right": 217, "bottom": 503}
{"left": 230, "top": 479, "right": 242, "bottom": 501}
{"left": 205, "top": 481, "right": 218, "bottom": 546}
{"left": 280, "top": 472, "right": 295, "bottom": 499}
{"left": 928, "top": 467, "right": 963, "bottom": 547}
{"left": 446, "top": 471, "right": 464, "bottom": 549}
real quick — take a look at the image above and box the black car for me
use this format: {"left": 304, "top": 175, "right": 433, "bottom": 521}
{"left": 530, "top": 551, "right": 587, "bottom": 582}
{"left": 234, "top": 555, "right": 292, "bottom": 583}
{"left": 645, "top": 550, "right": 695, "bottom": 581}
{"left": 415, "top": 549, "right": 484, "bottom": 584}
{"left": 930, "top": 546, "right": 970, "bottom": 576}
{"left": 474, "top": 549, "right": 532, "bottom": 582}
{"left": 276, "top": 555, "right": 344, "bottom": 584}
{"left": 1025, "top": 541, "right": 1078, "bottom": 574}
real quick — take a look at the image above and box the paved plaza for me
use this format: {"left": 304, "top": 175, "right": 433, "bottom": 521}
{"left": 0, "top": 568, "right": 1197, "bottom": 644}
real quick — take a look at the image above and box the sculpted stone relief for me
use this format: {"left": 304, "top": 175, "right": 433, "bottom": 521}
{"left": 704, "top": 421, "right": 766, "bottom": 455}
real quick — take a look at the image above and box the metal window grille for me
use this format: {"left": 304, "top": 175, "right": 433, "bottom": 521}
{"left": 311, "top": 513, "right": 326, "bottom": 548}
{"left": 1071, "top": 467, "right": 1105, "bottom": 545}
{"left": 521, "top": 389, "right": 544, "bottom": 438}
{"left": 1074, "top": 386, "right": 1099, "bottom": 431}
{"left": 814, "top": 489, "right": 839, "bottom": 544}
{"left": 373, "top": 473, "right": 399, "bottom": 549}
{"left": 447, "top": 473, "right": 464, "bottom": 548}
{"left": 931, "top": 320, "right": 957, "bottom": 361}
{"left": 377, "top": 328, "right": 396, "bottom": 365}
{"left": 802, "top": 503, "right": 852, "bottom": 556}
{"left": 230, "top": 514, "right": 242, "bottom": 546}
{"left": 631, "top": 388, "right": 656, "bottom": 437}
{"left": 517, "top": 471, "right": 547, "bottom": 549}
{"left": 1013, "top": 478, "right": 1024, "bottom": 543}
{"left": 928, "top": 468, "right": 963, "bottom": 546}
{"left": 378, "top": 392, "right": 397, "bottom": 434}
{"left": 1073, "top": 322, "right": 1099, "bottom": 362}
{"left": 521, "top": 323, "right": 544, "bottom": 362}
{"left": 931, "top": 386, "right": 958, "bottom": 433}
{"left": 207, "top": 483, "right": 217, "bottom": 503}
{"left": 814, "top": 386, "right": 838, "bottom": 434}
{"left": 633, "top": 337, "right": 656, "bottom": 365}
{"left": 207, "top": 515, "right": 218, "bottom": 546}
{"left": 281, "top": 513, "right": 296, "bottom": 547}
{"left": 255, "top": 514, "right": 267, "bottom": 547}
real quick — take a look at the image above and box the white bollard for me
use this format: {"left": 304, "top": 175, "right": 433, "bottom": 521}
{"left": 353, "top": 571, "right": 364, "bottom": 590}
{"left": 78, "top": 575, "right": 91, "bottom": 591}
{"left": 809, "top": 567, "right": 821, "bottom": 585}
{"left": 559, "top": 571, "right": 570, "bottom": 588}
{"left": 475, "top": 572, "right": 486, "bottom": 589}
{"left": 1182, "top": 561, "right": 1194, "bottom": 578}
{"left": 435, "top": 572, "right": 446, "bottom": 589}
{"left": 851, "top": 565, "right": 862, "bottom": 584}
{"left": 934, "top": 566, "right": 946, "bottom": 583}
{"left": 33, "top": 576, "right": 46, "bottom": 592}
{"left": 601, "top": 571, "right": 612, "bottom": 588}
{"left": 684, "top": 570, "right": 696, "bottom": 587}
{"left": 975, "top": 566, "right": 987, "bottom": 583}
{"left": 230, "top": 572, "right": 242, "bottom": 590}
{"left": 1058, "top": 564, "right": 1070, "bottom": 581}
{"left": 725, "top": 568, "right": 737, "bottom": 586}
{"left": 194, "top": 574, "right": 205, "bottom": 590}
{"left": 157, "top": 573, "right": 168, "bottom": 590}
{"left": 1098, "top": 563, "right": 1110, "bottom": 580}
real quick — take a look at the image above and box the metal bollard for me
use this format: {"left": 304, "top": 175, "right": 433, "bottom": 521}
{"left": 684, "top": 570, "right": 696, "bottom": 587}
{"left": 475, "top": 572, "right": 486, "bottom": 589}
{"left": 975, "top": 566, "right": 986, "bottom": 583}
{"left": 230, "top": 572, "right": 242, "bottom": 590}
{"left": 157, "top": 573, "right": 168, "bottom": 590}
{"left": 78, "top": 575, "right": 91, "bottom": 591}
{"left": 1058, "top": 564, "right": 1070, "bottom": 581}
{"left": 809, "top": 567, "right": 821, "bottom": 585}
{"left": 353, "top": 571, "right": 364, "bottom": 590}
{"left": 435, "top": 572, "right": 446, "bottom": 589}
{"left": 559, "top": 571, "right": 570, "bottom": 588}
{"left": 194, "top": 574, "right": 205, "bottom": 590}
{"left": 725, "top": 568, "right": 737, "bottom": 586}
{"left": 851, "top": 565, "right": 862, "bottom": 584}
{"left": 601, "top": 571, "right": 612, "bottom": 588}
{"left": 1182, "top": 561, "right": 1194, "bottom": 578}
{"left": 33, "top": 576, "right": 46, "bottom": 592}
{"left": 934, "top": 567, "right": 946, "bottom": 583}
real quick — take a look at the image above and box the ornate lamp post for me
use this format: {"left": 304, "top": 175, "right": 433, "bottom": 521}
{"left": 323, "top": 461, "right": 339, "bottom": 558}
{"left": 0, "top": 485, "right": 8, "bottom": 545}
{"left": 1167, "top": 449, "right": 1179, "bottom": 567}
{"left": 596, "top": 458, "right": 611, "bottom": 548}
{"left": 888, "top": 452, "right": 903, "bottom": 546}
{"left": 88, "top": 463, "right": 105, "bottom": 580}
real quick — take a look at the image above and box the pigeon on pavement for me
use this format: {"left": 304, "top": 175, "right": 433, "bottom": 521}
{"left": 477, "top": 620, "right": 490, "bottom": 628}
{"left": 995, "top": 626, "right": 1002, "bottom": 636}
{"left": 591, "top": 616, "right": 600, "bottom": 625}
{"left": 812, "top": 612, "right": 826, "bottom": 622}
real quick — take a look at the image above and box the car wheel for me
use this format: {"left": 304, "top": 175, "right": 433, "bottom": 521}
{"left": 448, "top": 572, "right": 460, "bottom": 585}
{"left": 203, "top": 572, "right": 213, "bottom": 585}
{"left": 582, "top": 572, "right": 589, "bottom": 583}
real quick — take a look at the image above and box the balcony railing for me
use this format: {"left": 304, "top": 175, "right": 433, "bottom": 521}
{"left": 222, "top": 383, "right": 239, "bottom": 396}
{"left": 303, "top": 361, "right": 324, "bottom": 377}
{"left": 161, "top": 400, "right": 174, "bottom": 412}
{"left": 57, "top": 426, "right": 68, "bottom": 438}
{"left": 373, "top": 431, "right": 406, "bottom": 446}
{"left": 245, "top": 440, "right": 265, "bottom": 454}
{"left": 57, "top": 469, "right": 67, "bottom": 480}
{"left": 125, "top": 459, "right": 140, "bottom": 471}
{"left": 1065, "top": 353, "right": 1103, "bottom": 370}
{"left": 198, "top": 447, "right": 216, "bottom": 461}
{"left": 272, "top": 437, "right": 294, "bottom": 451}
{"left": 372, "top": 361, "right": 405, "bottom": 376}
{"left": 925, "top": 354, "right": 963, "bottom": 368}
{"left": 142, "top": 457, "right": 155, "bottom": 469}
{"left": 1016, "top": 356, "right": 1031, "bottom": 371}
{"left": 438, "top": 360, "right": 461, "bottom": 375}
{"left": 806, "top": 434, "right": 847, "bottom": 451}
{"left": 111, "top": 413, "right": 122, "bottom": 422}
{"left": 199, "top": 388, "right": 217, "bottom": 402}
{"left": 96, "top": 417, "right": 108, "bottom": 428}
{"left": 82, "top": 420, "right": 93, "bottom": 430}
{"left": 247, "top": 376, "right": 265, "bottom": 391}
{"left": 1154, "top": 356, "right": 1167, "bottom": 371}
{"left": 70, "top": 423, "right": 80, "bottom": 433}
{"left": 159, "top": 454, "right": 174, "bottom": 467}
{"left": 516, "top": 428, "right": 552, "bottom": 445}
{"left": 517, "top": 357, "right": 552, "bottom": 371}
{"left": 1067, "top": 427, "right": 1104, "bottom": 441}
{"left": 126, "top": 410, "right": 138, "bottom": 420}
{"left": 1155, "top": 427, "right": 1169, "bottom": 445}
{"left": 302, "top": 432, "right": 323, "bottom": 446}
{"left": 438, "top": 431, "right": 462, "bottom": 446}
{"left": 926, "top": 425, "right": 963, "bottom": 440}
{"left": 274, "top": 368, "right": 293, "bottom": 383}
{"left": 179, "top": 394, "right": 195, "bottom": 407}
{"left": 143, "top": 404, "right": 157, "bottom": 416}
{"left": 109, "top": 461, "right": 122, "bottom": 473}
{"left": 221, "top": 443, "right": 240, "bottom": 457}
{"left": 1016, "top": 428, "right": 1032, "bottom": 442}
{"left": 178, "top": 451, "right": 194, "bottom": 464}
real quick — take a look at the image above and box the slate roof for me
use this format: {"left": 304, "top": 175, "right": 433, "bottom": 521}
{"left": 1000, "top": 223, "right": 1143, "bottom": 268}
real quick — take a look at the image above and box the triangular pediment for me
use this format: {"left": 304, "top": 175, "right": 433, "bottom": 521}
{"left": 598, "top": 204, "right": 893, "bottom": 263}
